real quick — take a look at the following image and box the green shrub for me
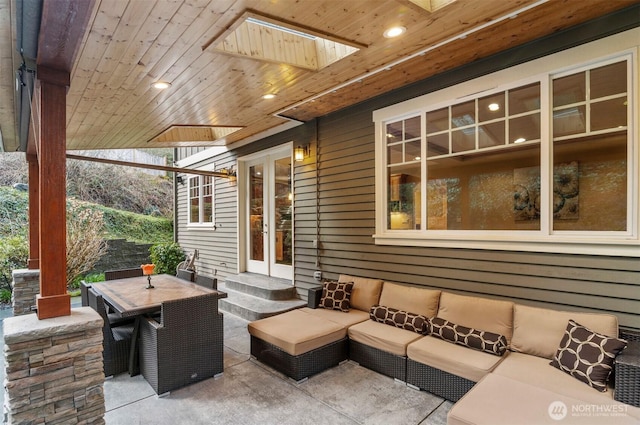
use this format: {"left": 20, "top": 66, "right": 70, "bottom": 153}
{"left": 149, "top": 243, "right": 185, "bottom": 275}
{"left": 0, "top": 187, "right": 28, "bottom": 238}
{"left": 0, "top": 289, "right": 11, "bottom": 304}
{"left": 0, "top": 236, "right": 29, "bottom": 294}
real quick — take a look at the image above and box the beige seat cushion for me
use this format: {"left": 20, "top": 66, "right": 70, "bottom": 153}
{"left": 348, "top": 320, "right": 423, "bottom": 356}
{"left": 493, "top": 352, "right": 620, "bottom": 404}
{"left": 510, "top": 304, "right": 619, "bottom": 359}
{"left": 378, "top": 282, "right": 440, "bottom": 318}
{"left": 448, "top": 373, "right": 640, "bottom": 425}
{"left": 300, "top": 306, "right": 370, "bottom": 328}
{"left": 248, "top": 309, "right": 346, "bottom": 356}
{"left": 407, "top": 336, "right": 507, "bottom": 382}
{"left": 338, "top": 274, "right": 383, "bottom": 312}
{"left": 437, "top": 292, "right": 514, "bottom": 343}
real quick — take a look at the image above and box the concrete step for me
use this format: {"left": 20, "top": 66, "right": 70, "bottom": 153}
{"left": 224, "top": 272, "right": 297, "bottom": 300}
{"left": 218, "top": 282, "right": 306, "bottom": 321}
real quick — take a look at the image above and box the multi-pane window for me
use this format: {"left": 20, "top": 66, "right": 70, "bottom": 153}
{"left": 552, "top": 61, "right": 628, "bottom": 232}
{"left": 376, "top": 54, "right": 635, "bottom": 252}
{"left": 188, "top": 175, "right": 214, "bottom": 225}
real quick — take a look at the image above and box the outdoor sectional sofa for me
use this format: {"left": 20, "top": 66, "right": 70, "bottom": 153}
{"left": 247, "top": 275, "right": 640, "bottom": 424}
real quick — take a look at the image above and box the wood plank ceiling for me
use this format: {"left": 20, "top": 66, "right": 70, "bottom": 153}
{"left": 1, "top": 0, "right": 637, "bottom": 151}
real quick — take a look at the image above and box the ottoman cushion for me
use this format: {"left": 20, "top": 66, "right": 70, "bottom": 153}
{"left": 248, "top": 309, "right": 345, "bottom": 356}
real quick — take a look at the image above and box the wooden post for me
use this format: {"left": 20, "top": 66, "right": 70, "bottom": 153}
{"left": 35, "top": 66, "right": 70, "bottom": 319}
{"left": 26, "top": 154, "right": 40, "bottom": 270}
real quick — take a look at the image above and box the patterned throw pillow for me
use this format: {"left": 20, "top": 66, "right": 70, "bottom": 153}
{"left": 428, "top": 317, "right": 508, "bottom": 356}
{"left": 369, "top": 305, "right": 429, "bottom": 335}
{"left": 550, "top": 319, "right": 627, "bottom": 392}
{"left": 319, "top": 281, "right": 354, "bottom": 312}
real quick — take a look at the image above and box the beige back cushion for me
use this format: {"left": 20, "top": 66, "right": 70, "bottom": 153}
{"left": 510, "top": 304, "right": 619, "bottom": 359}
{"left": 378, "top": 282, "right": 440, "bottom": 318}
{"left": 437, "top": 292, "right": 514, "bottom": 343}
{"left": 338, "top": 274, "right": 383, "bottom": 312}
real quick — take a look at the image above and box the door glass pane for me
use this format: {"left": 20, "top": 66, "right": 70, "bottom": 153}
{"left": 250, "top": 165, "right": 264, "bottom": 261}
{"left": 274, "top": 158, "right": 292, "bottom": 266}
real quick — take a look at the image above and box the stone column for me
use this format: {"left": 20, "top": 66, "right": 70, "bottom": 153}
{"left": 11, "top": 269, "right": 40, "bottom": 316}
{"left": 3, "top": 307, "right": 105, "bottom": 424}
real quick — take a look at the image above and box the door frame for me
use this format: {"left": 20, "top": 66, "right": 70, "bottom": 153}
{"left": 237, "top": 142, "right": 294, "bottom": 280}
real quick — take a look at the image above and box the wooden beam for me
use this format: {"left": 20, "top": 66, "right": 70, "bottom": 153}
{"left": 37, "top": 0, "right": 96, "bottom": 71}
{"left": 26, "top": 153, "right": 39, "bottom": 270}
{"left": 65, "top": 153, "right": 237, "bottom": 178}
{"left": 36, "top": 73, "right": 70, "bottom": 319}
{"left": 30, "top": 0, "right": 96, "bottom": 319}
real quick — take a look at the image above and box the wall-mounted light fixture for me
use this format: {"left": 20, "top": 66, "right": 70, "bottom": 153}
{"left": 176, "top": 174, "right": 185, "bottom": 185}
{"left": 294, "top": 145, "right": 309, "bottom": 162}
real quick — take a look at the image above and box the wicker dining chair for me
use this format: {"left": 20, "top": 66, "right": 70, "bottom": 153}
{"left": 139, "top": 293, "right": 224, "bottom": 395}
{"left": 194, "top": 275, "right": 217, "bottom": 290}
{"left": 176, "top": 268, "right": 195, "bottom": 282}
{"left": 80, "top": 280, "right": 91, "bottom": 307}
{"left": 105, "top": 267, "right": 143, "bottom": 281}
{"left": 87, "top": 287, "right": 135, "bottom": 377}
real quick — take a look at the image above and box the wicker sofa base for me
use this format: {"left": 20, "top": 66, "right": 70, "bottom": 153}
{"left": 251, "top": 335, "right": 348, "bottom": 382}
{"left": 406, "top": 358, "right": 476, "bottom": 402}
{"left": 349, "top": 340, "right": 406, "bottom": 381}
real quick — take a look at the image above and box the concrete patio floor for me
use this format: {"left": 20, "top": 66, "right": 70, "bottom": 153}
{"left": 1, "top": 302, "right": 453, "bottom": 425}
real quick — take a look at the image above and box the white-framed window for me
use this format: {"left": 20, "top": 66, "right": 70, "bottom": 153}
{"left": 187, "top": 173, "right": 214, "bottom": 226}
{"left": 373, "top": 34, "right": 638, "bottom": 256}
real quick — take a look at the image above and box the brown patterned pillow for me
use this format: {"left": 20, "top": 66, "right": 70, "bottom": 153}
{"left": 428, "top": 317, "right": 508, "bottom": 356}
{"left": 369, "top": 305, "right": 429, "bottom": 335}
{"left": 319, "top": 281, "right": 354, "bottom": 312}
{"left": 550, "top": 319, "right": 627, "bottom": 392}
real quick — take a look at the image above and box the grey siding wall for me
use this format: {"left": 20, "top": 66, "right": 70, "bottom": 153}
{"left": 175, "top": 125, "right": 315, "bottom": 282}
{"left": 176, "top": 8, "right": 640, "bottom": 331}
{"left": 295, "top": 108, "right": 640, "bottom": 331}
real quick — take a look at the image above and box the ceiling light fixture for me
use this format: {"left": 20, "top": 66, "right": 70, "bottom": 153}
{"left": 151, "top": 81, "right": 171, "bottom": 89}
{"left": 383, "top": 26, "right": 406, "bottom": 38}
{"left": 514, "top": 138, "right": 526, "bottom": 144}
{"left": 488, "top": 103, "right": 500, "bottom": 111}
{"left": 263, "top": 93, "right": 276, "bottom": 99}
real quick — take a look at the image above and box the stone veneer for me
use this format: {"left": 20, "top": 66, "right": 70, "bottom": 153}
{"left": 11, "top": 269, "right": 40, "bottom": 316}
{"left": 3, "top": 308, "right": 106, "bottom": 424}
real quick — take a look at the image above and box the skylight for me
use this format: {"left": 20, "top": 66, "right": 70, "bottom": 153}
{"left": 204, "top": 11, "right": 362, "bottom": 71}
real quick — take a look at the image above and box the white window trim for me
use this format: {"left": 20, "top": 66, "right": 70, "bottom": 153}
{"left": 186, "top": 164, "right": 216, "bottom": 228}
{"left": 372, "top": 30, "right": 639, "bottom": 257}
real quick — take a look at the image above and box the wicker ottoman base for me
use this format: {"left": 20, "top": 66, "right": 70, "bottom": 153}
{"left": 251, "top": 335, "right": 348, "bottom": 382}
{"left": 406, "top": 358, "right": 476, "bottom": 402}
{"left": 349, "top": 340, "right": 406, "bottom": 381}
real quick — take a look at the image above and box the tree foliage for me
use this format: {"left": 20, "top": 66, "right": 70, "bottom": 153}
{"left": 0, "top": 152, "right": 174, "bottom": 218}
{"left": 66, "top": 203, "right": 109, "bottom": 288}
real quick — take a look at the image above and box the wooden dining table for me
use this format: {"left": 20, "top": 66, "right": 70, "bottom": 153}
{"left": 91, "top": 274, "right": 227, "bottom": 375}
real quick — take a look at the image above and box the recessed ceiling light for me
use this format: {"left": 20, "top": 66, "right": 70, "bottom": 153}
{"left": 383, "top": 26, "right": 406, "bottom": 38}
{"left": 262, "top": 93, "right": 276, "bottom": 99}
{"left": 151, "top": 81, "right": 171, "bottom": 89}
{"left": 514, "top": 137, "right": 526, "bottom": 144}
{"left": 488, "top": 103, "right": 500, "bottom": 111}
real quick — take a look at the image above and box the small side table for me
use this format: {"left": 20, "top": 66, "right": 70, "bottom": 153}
{"left": 615, "top": 337, "right": 640, "bottom": 408}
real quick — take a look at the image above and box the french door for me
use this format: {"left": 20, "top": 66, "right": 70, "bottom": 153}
{"left": 243, "top": 147, "right": 293, "bottom": 280}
